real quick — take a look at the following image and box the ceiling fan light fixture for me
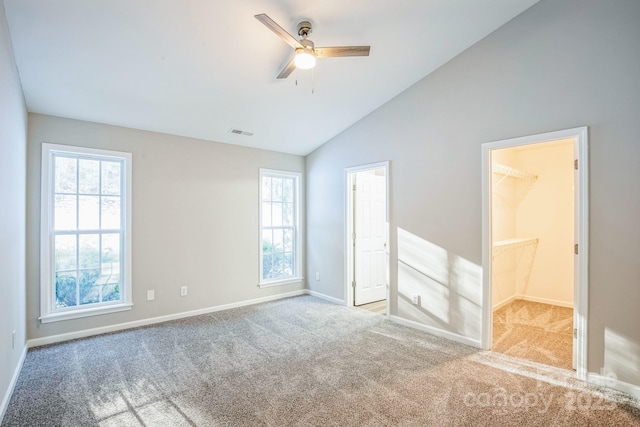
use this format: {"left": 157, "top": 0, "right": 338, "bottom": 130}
{"left": 294, "top": 47, "right": 316, "bottom": 69}
{"left": 254, "top": 14, "right": 370, "bottom": 79}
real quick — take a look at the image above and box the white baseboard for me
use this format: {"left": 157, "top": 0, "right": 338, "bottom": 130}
{"left": 28, "top": 289, "right": 307, "bottom": 348}
{"left": 307, "top": 290, "right": 346, "bottom": 305}
{"left": 389, "top": 315, "right": 481, "bottom": 349}
{"left": 588, "top": 373, "right": 640, "bottom": 399}
{"left": 0, "top": 345, "right": 27, "bottom": 424}
{"left": 492, "top": 294, "right": 518, "bottom": 310}
{"left": 493, "top": 295, "right": 573, "bottom": 310}
{"left": 518, "top": 295, "right": 573, "bottom": 308}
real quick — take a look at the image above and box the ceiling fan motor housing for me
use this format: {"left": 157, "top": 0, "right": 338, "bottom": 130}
{"left": 297, "top": 21, "right": 312, "bottom": 38}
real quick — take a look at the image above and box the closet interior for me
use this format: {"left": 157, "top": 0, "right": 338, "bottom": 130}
{"left": 490, "top": 139, "right": 575, "bottom": 370}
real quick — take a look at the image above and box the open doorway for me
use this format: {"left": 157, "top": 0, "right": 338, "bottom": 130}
{"left": 482, "top": 127, "right": 589, "bottom": 379}
{"left": 345, "top": 162, "right": 389, "bottom": 316}
{"left": 491, "top": 139, "right": 574, "bottom": 369}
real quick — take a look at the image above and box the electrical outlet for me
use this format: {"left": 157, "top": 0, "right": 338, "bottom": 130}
{"left": 411, "top": 294, "right": 419, "bottom": 305}
{"left": 147, "top": 290, "right": 155, "bottom": 301}
{"left": 180, "top": 286, "right": 188, "bottom": 297}
{"left": 315, "top": 272, "right": 320, "bottom": 281}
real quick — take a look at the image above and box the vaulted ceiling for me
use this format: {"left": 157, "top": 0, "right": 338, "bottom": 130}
{"left": 3, "top": 0, "right": 538, "bottom": 155}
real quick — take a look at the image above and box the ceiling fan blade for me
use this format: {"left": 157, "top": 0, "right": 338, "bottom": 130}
{"left": 315, "top": 46, "right": 371, "bottom": 57}
{"left": 255, "top": 14, "right": 303, "bottom": 49}
{"left": 277, "top": 58, "right": 296, "bottom": 79}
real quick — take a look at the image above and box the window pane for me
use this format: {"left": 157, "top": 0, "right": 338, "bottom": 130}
{"left": 54, "top": 195, "right": 77, "bottom": 230}
{"left": 262, "top": 177, "right": 271, "bottom": 201}
{"left": 102, "top": 161, "right": 121, "bottom": 195}
{"left": 272, "top": 228, "right": 283, "bottom": 251}
{"left": 78, "top": 159, "right": 100, "bottom": 194}
{"left": 102, "top": 234, "right": 120, "bottom": 267}
{"left": 262, "top": 230, "right": 273, "bottom": 254}
{"left": 263, "top": 254, "right": 274, "bottom": 279}
{"left": 283, "top": 178, "right": 293, "bottom": 203}
{"left": 99, "top": 234, "right": 121, "bottom": 303}
{"left": 283, "top": 229, "right": 293, "bottom": 252}
{"left": 283, "top": 202, "right": 293, "bottom": 226}
{"left": 55, "top": 272, "right": 77, "bottom": 308}
{"left": 101, "top": 196, "right": 121, "bottom": 229}
{"left": 55, "top": 235, "right": 77, "bottom": 271}
{"left": 262, "top": 202, "right": 272, "bottom": 227}
{"left": 271, "top": 202, "right": 283, "bottom": 227}
{"left": 101, "top": 234, "right": 120, "bottom": 293}
{"left": 54, "top": 156, "right": 77, "bottom": 193}
{"left": 79, "top": 234, "right": 99, "bottom": 269}
{"left": 266, "top": 252, "right": 284, "bottom": 279}
{"left": 78, "top": 195, "right": 99, "bottom": 230}
{"left": 79, "top": 269, "right": 100, "bottom": 305}
{"left": 283, "top": 252, "right": 294, "bottom": 276}
{"left": 271, "top": 177, "right": 282, "bottom": 201}
{"left": 102, "top": 284, "right": 120, "bottom": 302}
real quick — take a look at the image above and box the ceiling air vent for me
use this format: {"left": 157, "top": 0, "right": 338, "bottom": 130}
{"left": 229, "top": 128, "right": 254, "bottom": 136}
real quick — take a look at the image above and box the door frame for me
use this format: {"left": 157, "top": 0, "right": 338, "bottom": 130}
{"left": 481, "top": 126, "right": 589, "bottom": 380}
{"left": 345, "top": 161, "right": 390, "bottom": 314}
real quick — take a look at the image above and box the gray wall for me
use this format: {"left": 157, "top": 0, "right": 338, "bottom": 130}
{"left": 27, "top": 114, "right": 305, "bottom": 340}
{"left": 0, "top": 1, "right": 27, "bottom": 415}
{"left": 306, "top": 0, "right": 640, "bottom": 386}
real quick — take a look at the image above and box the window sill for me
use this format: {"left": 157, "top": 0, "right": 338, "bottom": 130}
{"left": 258, "top": 277, "right": 304, "bottom": 288}
{"left": 39, "top": 303, "right": 133, "bottom": 324}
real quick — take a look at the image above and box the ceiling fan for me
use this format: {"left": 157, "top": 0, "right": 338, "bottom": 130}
{"left": 254, "top": 13, "right": 370, "bottom": 79}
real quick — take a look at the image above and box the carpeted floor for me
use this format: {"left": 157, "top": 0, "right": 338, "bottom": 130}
{"left": 493, "top": 299, "right": 573, "bottom": 370}
{"left": 3, "top": 296, "right": 639, "bottom": 426}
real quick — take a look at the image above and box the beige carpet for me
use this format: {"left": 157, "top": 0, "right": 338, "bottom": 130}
{"left": 3, "top": 296, "right": 638, "bottom": 426}
{"left": 493, "top": 299, "right": 573, "bottom": 370}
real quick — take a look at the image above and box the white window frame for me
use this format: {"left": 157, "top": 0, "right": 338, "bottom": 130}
{"left": 259, "top": 169, "right": 303, "bottom": 287}
{"left": 40, "top": 143, "right": 133, "bottom": 323}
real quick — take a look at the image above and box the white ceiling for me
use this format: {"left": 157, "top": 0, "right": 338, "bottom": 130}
{"left": 3, "top": 0, "right": 538, "bottom": 156}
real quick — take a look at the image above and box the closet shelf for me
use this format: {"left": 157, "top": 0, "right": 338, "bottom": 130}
{"left": 492, "top": 163, "right": 537, "bottom": 181}
{"left": 493, "top": 237, "right": 539, "bottom": 257}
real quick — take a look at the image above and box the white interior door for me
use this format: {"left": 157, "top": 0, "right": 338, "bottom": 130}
{"left": 354, "top": 171, "right": 387, "bottom": 305}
